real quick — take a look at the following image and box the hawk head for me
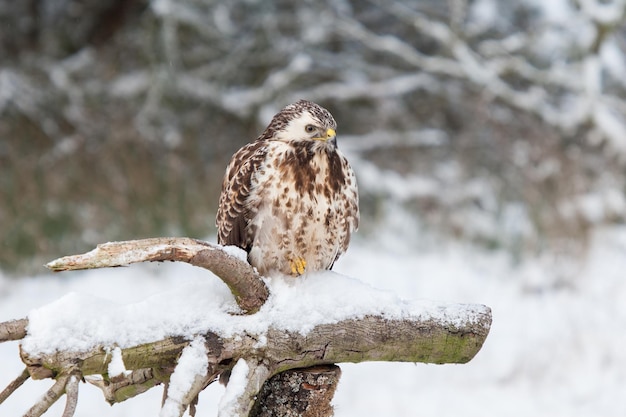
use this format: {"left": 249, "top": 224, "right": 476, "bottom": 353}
{"left": 260, "top": 100, "right": 338, "bottom": 147}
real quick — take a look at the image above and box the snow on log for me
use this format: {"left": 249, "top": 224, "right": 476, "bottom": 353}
{"left": 13, "top": 301, "right": 489, "bottom": 416}
{"left": 18, "top": 303, "right": 490, "bottom": 375}
{"left": 18, "top": 266, "right": 490, "bottom": 362}
{"left": 2, "top": 268, "right": 490, "bottom": 413}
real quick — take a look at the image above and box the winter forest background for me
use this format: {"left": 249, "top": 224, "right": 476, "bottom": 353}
{"left": 1, "top": 0, "right": 626, "bottom": 416}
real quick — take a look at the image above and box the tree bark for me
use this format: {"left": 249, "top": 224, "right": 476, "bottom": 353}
{"left": 250, "top": 365, "right": 341, "bottom": 417}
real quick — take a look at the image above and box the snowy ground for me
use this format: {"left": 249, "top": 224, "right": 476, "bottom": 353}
{"left": 1, "top": 227, "right": 625, "bottom": 417}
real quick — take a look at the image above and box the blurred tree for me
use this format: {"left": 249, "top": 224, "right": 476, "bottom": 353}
{"left": 1, "top": 0, "right": 625, "bottom": 273}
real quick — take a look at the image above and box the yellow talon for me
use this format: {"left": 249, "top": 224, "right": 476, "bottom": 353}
{"left": 290, "top": 258, "right": 307, "bottom": 276}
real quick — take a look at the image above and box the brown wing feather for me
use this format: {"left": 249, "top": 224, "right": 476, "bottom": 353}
{"left": 216, "top": 140, "right": 268, "bottom": 251}
{"left": 332, "top": 152, "right": 359, "bottom": 268}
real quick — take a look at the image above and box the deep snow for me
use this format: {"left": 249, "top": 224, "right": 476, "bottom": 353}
{"left": 1, "top": 227, "right": 625, "bottom": 416}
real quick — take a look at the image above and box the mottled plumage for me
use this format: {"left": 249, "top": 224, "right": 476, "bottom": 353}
{"left": 216, "top": 100, "right": 359, "bottom": 277}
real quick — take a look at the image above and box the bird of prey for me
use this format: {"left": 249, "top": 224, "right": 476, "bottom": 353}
{"left": 216, "top": 100, "right": 359, "bottom": 277}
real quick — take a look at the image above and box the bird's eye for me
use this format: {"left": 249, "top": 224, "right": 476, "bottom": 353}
{"left": 305, "top": 125, "right": 316, "bottom": 133}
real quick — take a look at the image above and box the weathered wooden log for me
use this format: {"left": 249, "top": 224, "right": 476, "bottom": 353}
{"left": 8, "top": 303, "right": 489, "bottom": 416}
{"left": 16, "top": 309, "right": 490, "bottom": 380}
{"left": 0, "top": 238, "right": 493, "bottom": 417}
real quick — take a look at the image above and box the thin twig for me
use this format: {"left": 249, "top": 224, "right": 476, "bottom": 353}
{"left": 23, "top": 374, "right": 69, "bottom": 417}
{"left": 85, "top": 368, "right": 163, "bottom": 404}
{"left": 189, "top": 394, "right": 199, "bottom": 417}
{"left": 61, "top": 374, "right": 80, "bottom": 417}
{"left": 0, "top": 368, "right": 30, "bottom": 405}
{"left": 161, "top": 381, "right": 169, "bottom": 408}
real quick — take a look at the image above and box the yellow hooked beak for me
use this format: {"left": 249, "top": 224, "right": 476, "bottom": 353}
{"left": 314, "top": 128, "right": 336, "bottom": 141}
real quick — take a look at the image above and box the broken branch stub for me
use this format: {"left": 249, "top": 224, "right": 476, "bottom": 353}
{"left": 45, "top": 238, "right": 269, "bottom": 314}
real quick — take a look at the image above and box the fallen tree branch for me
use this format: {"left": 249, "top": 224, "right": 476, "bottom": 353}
{"left": 45, "top": 238, "right": 269, "bottom": 314}
{"left": 1, "top": 299, "right": 491, "bottom": 416}
{"left": 11, "top": 307, "right": 490, "bottom": 393}
{"left": 1, "top": 237, "right": 493, "bottom": 416}
{"left": 1, "top": 302, "right": 490, "bottom": 410}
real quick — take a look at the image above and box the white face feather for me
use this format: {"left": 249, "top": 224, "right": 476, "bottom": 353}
{"left": 274, "top": 111, "right": 320, "bottom": 142}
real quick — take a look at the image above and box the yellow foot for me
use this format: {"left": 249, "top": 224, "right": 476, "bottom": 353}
{"left": 289, "top": 258, "right": 307, "bottom": 276}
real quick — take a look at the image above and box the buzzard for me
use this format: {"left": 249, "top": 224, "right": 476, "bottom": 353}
{"left": 216, "top": 100, "right": 359, "bottom": 277}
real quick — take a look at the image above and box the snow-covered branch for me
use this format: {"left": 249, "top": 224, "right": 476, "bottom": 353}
{"left": 3, "top": 308, "right": 490, "bottom": 416}
{"left": 0, "top": 238, "right": 492, "bottom": 417}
